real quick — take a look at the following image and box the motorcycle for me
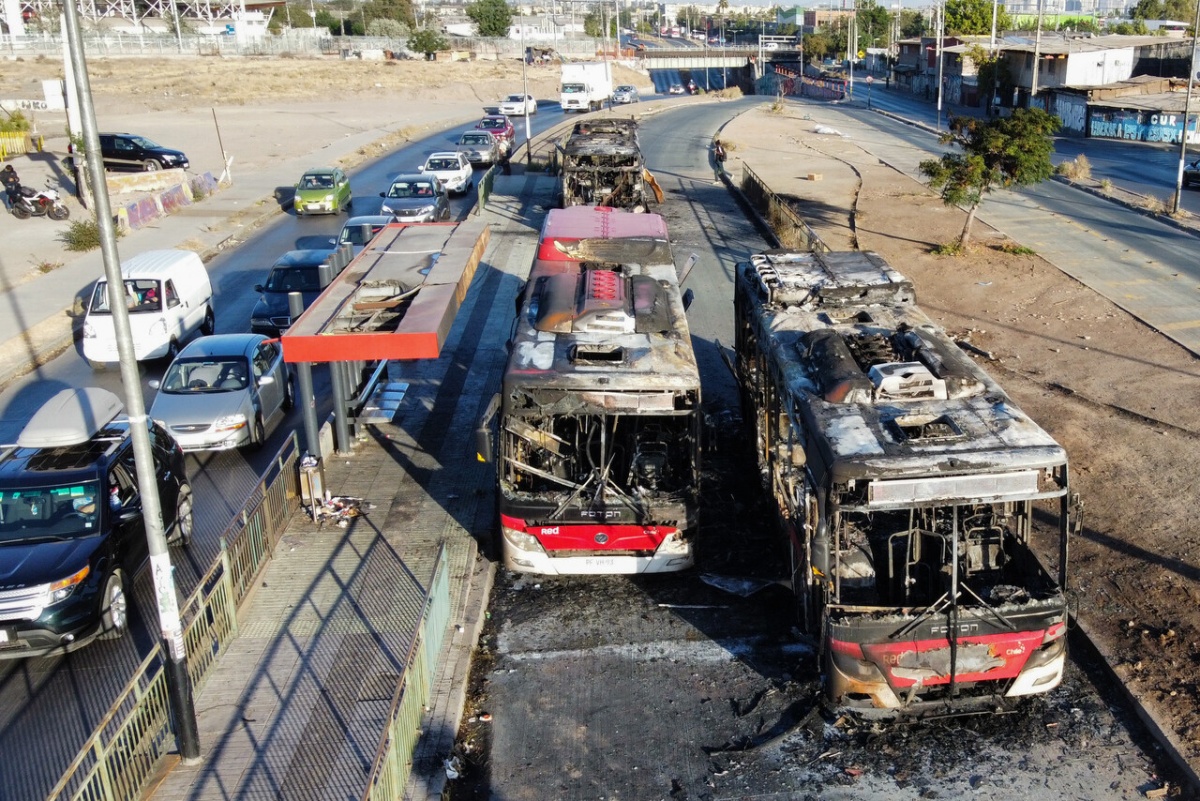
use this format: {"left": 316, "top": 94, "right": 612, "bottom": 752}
{"left": 10, "top": 183, "right": 70, "bottom": 221}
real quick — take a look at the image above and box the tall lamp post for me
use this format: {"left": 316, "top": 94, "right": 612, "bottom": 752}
{"left": 521, "top": 19, "right": 532, "bottom": 164}
{"left": 60, "top": 0, "right": 200, "bottom": 763}
{"left": 1172, "top": 1, "right": 1200, "bottom": 212}
{"left": 935, "top": 0, "right": 945, "bottom": 130}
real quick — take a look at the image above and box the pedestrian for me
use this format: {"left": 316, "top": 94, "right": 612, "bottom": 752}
{"left": 499, "top": 146, "right": 512, "bottom": 176}
{"left": 1, "top": 164, "right": 20, "bottom": 210}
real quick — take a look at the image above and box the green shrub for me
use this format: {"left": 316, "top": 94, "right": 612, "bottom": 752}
{"left": 61, "top": 217, "right": 123, "bottom": 252}
{"left": 0, "top": 111, "right": 31, "bottom": 133}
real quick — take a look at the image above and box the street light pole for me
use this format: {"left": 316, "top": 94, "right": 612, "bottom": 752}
{"left": 935, "top": 0, "right": 945, "bottom": 130}
{"left": 61, "top": 0, "right": 200, "bottom": 764}
{"left": 521, "top": 20, "right": 531, "bottom": 165}
{"left": 1172, "top": 3, "right": 1200, "bottom": 212}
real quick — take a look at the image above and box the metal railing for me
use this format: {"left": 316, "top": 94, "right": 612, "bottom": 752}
{"left": 46, "top": 434, "right": 302, "bottom": 801}
{"left": 474, "top": 164, "right": 498, "bottom": 213}
{"left": 741, "top": 163, "right": 829, "bottom": 253}
{"left": 361, "top": 546, "right": 451, "bottom": 801}
{"left": 0, "top": 131, "right": 40, "bottom": 160}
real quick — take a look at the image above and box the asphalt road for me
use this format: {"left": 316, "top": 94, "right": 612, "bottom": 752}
{"left": 472, "top": 97, "right": 1184, "bottom": 801}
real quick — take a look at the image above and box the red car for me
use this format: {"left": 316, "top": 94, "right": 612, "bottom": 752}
{"left": 475, "top": 115, "right": 516, "bottom": 151}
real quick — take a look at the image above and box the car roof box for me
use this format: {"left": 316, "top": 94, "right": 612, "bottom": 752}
{"left": 18, "top": 388, "right": 124, "bottom": 449}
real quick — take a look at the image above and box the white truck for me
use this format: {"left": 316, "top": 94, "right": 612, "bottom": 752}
{"left": 560, "top": 62, "right": 613, "bottom": 112}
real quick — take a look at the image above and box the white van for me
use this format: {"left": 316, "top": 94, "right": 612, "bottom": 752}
{"left": 81, "top": 250, "right": 215, "bottom": 367}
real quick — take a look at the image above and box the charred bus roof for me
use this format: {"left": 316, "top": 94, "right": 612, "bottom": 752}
{"left": 563, "top": 118, "right": 642, "bottom": 159}
{"left": 736, "top": 250, "right": 1067, "bottom": 490}
{"left": 506, "top": 211, "right": 699, "bottom": 399}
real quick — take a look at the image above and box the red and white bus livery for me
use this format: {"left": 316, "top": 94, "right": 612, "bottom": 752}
{"left": 478, "top": 206, "right": 701, "bottom": 575}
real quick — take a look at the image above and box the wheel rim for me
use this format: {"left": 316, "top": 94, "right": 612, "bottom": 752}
{"left": 177, "top": 492, "right": 194, "bottom": 543}
{"left": 107, "top": 579, "right": 127, "bottom": 630}
{"left": 144, "top": 160, "right": 160, "bottom": 172}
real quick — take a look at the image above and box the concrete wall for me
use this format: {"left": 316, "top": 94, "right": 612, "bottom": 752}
{"left": 112, "top": 171, "right": 219, "bottom": 231}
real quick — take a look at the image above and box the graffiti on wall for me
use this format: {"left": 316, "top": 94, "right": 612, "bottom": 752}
{"left": 1053, "top": 95, "right": 1087, "bottom": 134}
{"left": 1090, "top": 109, "right": 1200, "bottom": 144}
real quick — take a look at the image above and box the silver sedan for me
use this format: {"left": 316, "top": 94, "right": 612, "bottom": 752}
{"left": 149, "top": 334, "right": 293, "bottom": 452}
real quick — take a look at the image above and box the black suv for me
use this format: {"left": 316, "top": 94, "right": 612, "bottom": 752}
{"left": 0, "top": 388, "right": 191, "bottom": 659}
{"left": 250, "top": 249, "right": 340, "bottom": 337}
{"left": 98, "top": 132, "right": 190, "bottom": 172}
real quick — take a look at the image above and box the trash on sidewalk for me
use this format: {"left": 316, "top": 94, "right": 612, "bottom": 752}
{"left": 305, "top": 494, "right": 375, "bottom": 527}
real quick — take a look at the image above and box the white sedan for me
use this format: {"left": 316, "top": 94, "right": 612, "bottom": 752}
{"left": 419, "top": 151, "right": 473, "bottom": 196}
{"left": 498, "top": 93, "right": 538, "bottom": 116}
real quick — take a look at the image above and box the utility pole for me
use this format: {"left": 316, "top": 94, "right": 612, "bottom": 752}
{"left": 61, "top": 0, "right": 200, "bottom": 764}
{"left": 1031, "top": 0, "right": 1044, "bottom": 100}
{"left": 935, "top": 0, "right": 945, "bottom": 130}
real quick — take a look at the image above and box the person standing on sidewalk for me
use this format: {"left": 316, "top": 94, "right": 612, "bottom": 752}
{"left": 1, "top": 165, "right": 20, "bottom": 210}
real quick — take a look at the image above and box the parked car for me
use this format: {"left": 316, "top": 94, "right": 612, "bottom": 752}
{"left": 149, "top": 334, "right": 293, "bottom": 453}
{"left": 98, "top": 132, "right": 189, "bottom": 172}
{"left": 293, "top": 167, "right": 352, "bottom": 216}
{"left": 379, "top": 174, "right": 451, "bottom": 221}
{"left": 420, "top": 152, "right": 473, "bottom": 196}
{"left": 332, "top": 214, "right": 394, "bottom": 253}
{"left": 475, "top": 115, "right": 516, "bottom": 151}
{"left": 498, "top": 93, "right": 538, "bottom": 116}
{"left": 250, "top": 249, "right": 341, "bottom": 337}
{"left": 613, "top": 85, "right": 640, "bottom": 104}
{"left": 0, "top": 387, "right": 190, "bottom": 659}
{"left": 1184, "top": 159, "right": 1200, "bottom": 188}
{"left": 668, "top": 84, "right": 685, "bottom": 95}
{"left": 456, "top": 131, "right": 501, "bottom": 166}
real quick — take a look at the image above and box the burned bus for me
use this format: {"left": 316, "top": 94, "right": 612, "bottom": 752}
{"left": 558, "top": 118, "right": 660, "bottom": 212}
{"left": 733, "top": 250, "right": 1078, "bottom": 718}
{"left": 478, "top": 206, "right": 701, "bottom": 574}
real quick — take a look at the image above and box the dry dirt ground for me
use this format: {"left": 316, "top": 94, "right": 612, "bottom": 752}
{"left": 721, "top": 103, "right": 1200, "bottom": 783}
{"left": 3, "top": 54, "right": 1197, "bottom": 787}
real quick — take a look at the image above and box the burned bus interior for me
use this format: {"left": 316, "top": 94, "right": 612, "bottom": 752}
{"left": 734, "top": 249, "right": 1074, "bottom": 715}
{"left": 559, "top": 118, "right": 652, "bottom": 211}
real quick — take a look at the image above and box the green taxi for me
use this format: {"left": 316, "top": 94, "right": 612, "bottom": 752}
{"left": 293, "top": 167, "right": 352, "bottom": 216}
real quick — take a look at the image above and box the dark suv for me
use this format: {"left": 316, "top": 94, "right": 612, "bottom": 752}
{"left": 0, "top": 388, "right": 191, "bottom": 659}
{"left": 98, "top": 132, "right": 190, "bottom": 172}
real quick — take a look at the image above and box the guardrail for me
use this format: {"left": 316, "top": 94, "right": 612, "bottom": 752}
{"left": 360, "top": 545, "right": 450, "bottom": 801}
{"left": 46, "top": 434, "right": 302, "bottom": 801}
{"left": 740, "top": 163, "right": 829, "bottom": 253}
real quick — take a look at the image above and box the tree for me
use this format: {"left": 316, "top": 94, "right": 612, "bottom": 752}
{"left": 408, "top": 27, "right": 448, "bottom": 55}
{"left": 855, "top": 0, "right": 892, "bottom": 48}
{"left": 918, "top": 109, "right": 1061, "bottom": 249}
{"left": 466, "top": 0, "right": 512, "bottom": 37}
{"left": 803, "top": 31, "right": 831, "bottom": 62}
{"left": 900, "top": 9, "right": 929, "bottom": 37}
{"left": 363, "top": 0, "right": 415, "bottom": 28}
{"left": 965, "top": 43, "right": 1014, "bottom": 109}
{"left": 945, "top": 0, "right": 1010, "bottom": 35}
{"left": 367, "top": 18, "right": 410, "bottom": 36}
